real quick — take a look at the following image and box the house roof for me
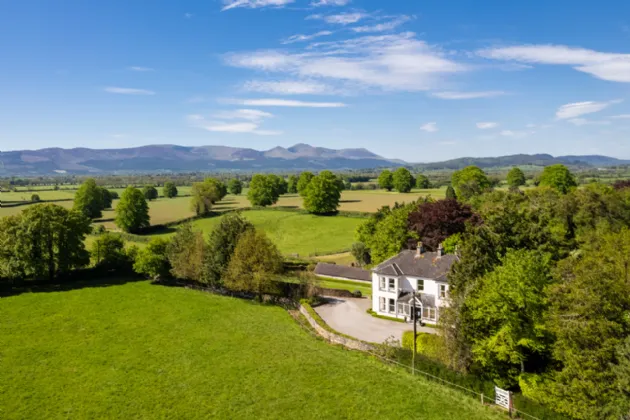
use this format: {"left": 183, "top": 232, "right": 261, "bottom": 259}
{"left": 374, "top": 250, "right": 457, "bottom": 282}
{"left": 314, "top": 263, "right": 371, "bottom": 282}
{"left": 398, "top": 290, "right": 437, "bottom": 308}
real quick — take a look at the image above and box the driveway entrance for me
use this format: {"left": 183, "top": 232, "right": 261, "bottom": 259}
{"left": 314, "top": 297, "right": 436, "bottom": 344}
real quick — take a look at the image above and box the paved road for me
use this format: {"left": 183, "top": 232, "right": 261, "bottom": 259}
{"left": 314, "top": 297, "right": 436, "bottom": 344}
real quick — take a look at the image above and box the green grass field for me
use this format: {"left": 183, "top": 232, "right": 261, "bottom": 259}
{"left": 0, "top": 280, "right": 503, "bottom": 419}
{"left": 146, "top": 210, "right": 363, "bottom": 257}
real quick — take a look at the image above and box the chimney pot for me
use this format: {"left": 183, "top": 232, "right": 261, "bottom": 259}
{"left": 416, "top": 241, "right": 424, "bottom": 256}
{"left": 437, "top": 243, "right": 445, "bottom": 257}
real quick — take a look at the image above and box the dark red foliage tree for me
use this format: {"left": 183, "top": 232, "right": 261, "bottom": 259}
{"left": 408, "top": 199, "right": 482, "bottom": 251}
{"left": 613, "top": 180, "right": 630, "bottom": 190}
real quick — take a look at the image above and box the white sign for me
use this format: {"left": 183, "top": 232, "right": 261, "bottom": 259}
{"left": 495, "top": 386, "right": 511, "bottom": 410}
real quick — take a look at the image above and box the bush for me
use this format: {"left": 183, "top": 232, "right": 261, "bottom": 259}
{"left": 133, "top": 237, "right": 171, "bottom": 279}
{"left": 31, "top": 194, "right": 40, "bottom": 202}
{"left": 366, "top": 308, "right": 406, "bottom": 323}
{"left": 352, "top": 290, "right": 362, "bottom": 298}
{"left": 90, "top": 232, "right": 131, "bottom": 270}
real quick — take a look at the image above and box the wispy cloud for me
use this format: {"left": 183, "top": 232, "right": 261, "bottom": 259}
{"left": 420, "top": 122, "right": 438, "bottom": 132}
{"left": 188, "top": 110, "right": 281, "bottom": 135}
{"left": 225, "top": 32, "right": 467, "bottom": 92}
{"left": 609, "top": 114, "right": 630, "bottom": 119}
{"left": 232, "top": 98, "right": 347, "bottom": 107}
{"left": 308, "top": 12, "right": 368, "bottom": 24}
{"left": 186, "top": 95, "right": 207, "bottom": 104}
{"left": 556, "top": 100, "right": 621, "bottom": 119}
{"left": 222, "top": 0, "right": 294, "bottom": 11}
{"left": 128, "top": 66, "right": 154, "bottom": 72}
{"left": 431, "top": 91, "right": 505, "bottom": 99}
{"left": 478, "top": 44, "right": 630, "bottom": 83}
{"left": 476, "top": 122, "right": 498, "bottom": 129}
{"left": 311, "top": 0, "right": 350, "bottom": 6}
{"left": 352, "top": 16, "right": 412, "bottom": 33}
{"left": 104, "top": 87, "right": 155, "bottom": 95}
{"left": 500, "top": 130, "right": 529, "bottom": 138}
{"left": 244, "top": 80, "right": 333, "bottom": 95}
{"left": 282, "top": 30, "right": 333, "bottom": 44}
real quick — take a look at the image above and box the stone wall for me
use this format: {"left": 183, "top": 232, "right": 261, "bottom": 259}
{"left": 298, "top": 304, "right": 374, "bottom": 352}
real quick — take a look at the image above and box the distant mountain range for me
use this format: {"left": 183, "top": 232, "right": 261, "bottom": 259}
{"left": 0, "top": 144, "right": 629, "bottom": 176}
{"left": 0, "top": 143, "right": 400, "bottom": 175}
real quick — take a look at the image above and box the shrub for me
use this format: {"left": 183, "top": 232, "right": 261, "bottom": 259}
{"left": 133, "top": 237, "right": 171, "bottom": 279}
{"left": 31, "top": 194, "right": 40, "bottom": 202}
{"left": 90, "top": 232, "right": 131, "bottom": 270}
{"left": 352, "top": 290, "right": 362, "bottom": 298}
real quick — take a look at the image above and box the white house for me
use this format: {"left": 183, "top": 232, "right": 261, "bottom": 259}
{"left": 371, "top": 243, "right": 457, "bottom": 324}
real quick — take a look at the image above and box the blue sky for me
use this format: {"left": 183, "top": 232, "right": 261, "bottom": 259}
{"left": 1, "top": 0, "right": 630, "bottom": 162}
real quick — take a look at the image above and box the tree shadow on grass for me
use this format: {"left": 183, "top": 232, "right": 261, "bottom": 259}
{"left": 340, "top": 200, "right": 362, "bottom": 203}
{"left": 0, "top": 273, "right": 145, "bottom": 298}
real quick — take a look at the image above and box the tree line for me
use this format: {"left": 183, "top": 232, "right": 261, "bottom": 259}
{"left": 353, "top": 163, "right": 630, "bottom": 419}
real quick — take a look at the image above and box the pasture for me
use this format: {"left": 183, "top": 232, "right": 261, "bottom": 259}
{"left": 147, "top": 210, "right": 363, "bottom": 257}
{"left": 0, "top": 280, "right": 503, "bottom": 420}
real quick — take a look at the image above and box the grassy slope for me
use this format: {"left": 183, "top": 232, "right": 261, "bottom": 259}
{"left": 0, "top": 281, "right": 502, "bottom": 420}
{"left": 148, "top": 210, "right": 363, "bottom": 257}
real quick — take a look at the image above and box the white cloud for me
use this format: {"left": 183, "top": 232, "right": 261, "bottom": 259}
{"left": 213, "top": 109, "right": 274, "bottom": 121}
{"left": 311, "top": 0, "right": 350, "bottom": 6}
{"left": 188, "top": 109, "right": 281, "bottom": 135}
{"left": 104, "top": 87, "right": 155, "bottom": 95}
{"left": 478, "top": 44, "right": 630, "bottom": 83}
{"left": 567, "top": 118, "right": 611, "bottom": 126}
{"left": 609, "top": 114, "right": 630, "bottom": 119}
{"left": 476, "top": 122, "right": 498, "bottom": 129}
{"left": 225, "top": 32, "right": 467, "bottom": 92}
{"left": 184, "top": 13, "right": 193, "bottom": 18}
{"left": 308, "top": 12, "right": 368, "bottom": 24}
{"left": 233, "top": 98, "right": 347, "bottom": 107}
{"left": 555, "top": 100, "right": 620, "bottom": 119}
{"left": 128, "top": 66, "right": 154, "bottom": 72}
{"left": 282, "top": 31, "right": 333, "bottom": 44}
{"left": 222, "top": 0, "right": 294, "bottom": 11}
{"left": 420, "top": 122, "right": 438, "bottom": 132}
{"left": 431, "top": 91, "right": 505, "bottom": 99}
{"left": 352, "top": 16, "right": 411, "bottom": 33}
{"left": 244, "top": 80, "right": 332, "bottom": 94}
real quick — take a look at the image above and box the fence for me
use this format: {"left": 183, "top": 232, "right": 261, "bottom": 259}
{"left": 295, "top": 303, "right": 567, "bottom": 420}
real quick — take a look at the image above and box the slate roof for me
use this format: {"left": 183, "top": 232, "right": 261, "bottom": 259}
{"left": 374, "top": 250, "right": 457, "bottom": 282}
{"left": 398, "top": 290, "right": 437, "bottom": 308}
{"left": 314, "top": 263, "right": 371, "bottom": 282}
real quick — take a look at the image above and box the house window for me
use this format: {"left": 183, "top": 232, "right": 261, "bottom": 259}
{"left": 422, "top": 307, "right": 437, "bottom": 321}
{"left": 379, "top": 277, "right": 386, "bottom": 291}
{"left": 388, "top": 298, "right": 395, "bottom": 314}
{"left": 388, "top": 278, "right": 396, "bottom": 292}
{"left": 417, "top": 279, "right": 424, "bottom": 291}
{"left": 379, "top": 297, "right": 386, "bottom": 312}
{"left": 398, "top": 302, "right": 410, "bottom": 316}
{"left": 439, "top": 284, "right": 448, "bottom": 299}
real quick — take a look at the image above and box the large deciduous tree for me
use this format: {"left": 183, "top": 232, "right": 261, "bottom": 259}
{"left": 190, "top": 179, "right": 223, "bottom": 215}
{"left": 167, "top": 223, "right": 207, "bottom": 282}
{"left": 407, "top": 199, "right": 480, "bottom": 251}
{"left": 133, "top": 237, "right": 171, "bottom": 279}
{"left": 204, "top": 212, "right": 254, "bottom": 286}
{"left": 247, "top": 174, "right": 280, "bottom": 207}
{"left": 303, "top": 170, "right": 342, "bottom": 214}
{"left": 416, "top": 174, "right": 431, "bottom": 189}
{"left": 115, "top": 186, "right": 150, "bottom": 233}
{"left": 297, "top": 172, "right": 314, "bottom": 197}
{"left": 223, "top": 229, "right": 284, "bottom": 300}
{"left": 0, "top": 204, "right": 91, "bottom": 281}
{"left": 378, "top": 170, "right": 394, "bottom": 191}
{"left": 287, "top": 175, "right": 299, "bottom": 194}
{"left": 538, "top": 164, "right": 577, "bottom": 194}
{"left": 73, "top": 178, "right": 104, "bottom": 219}
{"left": 506, "top": 167, "right": 526, "bottom": 190}
{"left": 392, "top": 167, "right": 415, "bottom": 193}
{"left": 143, "top": 185, "right": 158, "bottom": 201}
{"left": 163, "top": 182, "right": 178, "bottom": 198}
{"left": 451, "top": 166, "right": 492, "bottom": 200}
{"left": 468, "top": 249, "right": 553, "bottom": 388}
{"left": 90, "top": 232, "right": 130, "bottom": 270}
{"left": 228, "top": 179, "right": 243, "bottom": 195}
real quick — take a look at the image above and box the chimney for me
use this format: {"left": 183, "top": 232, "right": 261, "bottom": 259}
{"left": 416, "top": 241, "right": 424, "bottom": 256}
{"left": 437, "top": 243, "right": 445, "bottom": 257}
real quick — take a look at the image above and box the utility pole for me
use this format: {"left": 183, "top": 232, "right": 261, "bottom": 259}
{"left": 412, "top": 296, "right": 417, "bottom": 375}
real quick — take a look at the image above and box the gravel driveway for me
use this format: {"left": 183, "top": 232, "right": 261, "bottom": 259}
{"left": 314, "top": 297, "right": 436, "bottom": 344}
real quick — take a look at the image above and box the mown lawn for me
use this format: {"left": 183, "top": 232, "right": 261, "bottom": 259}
{"left": 0, "top": 281, "right": 503, "bottom": 420}
{"left": 147, "top": 210, "right": 363, "bottom": 257}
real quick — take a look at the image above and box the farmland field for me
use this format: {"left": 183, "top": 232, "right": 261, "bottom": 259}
{"left": 0, "top": 280, "right": 503, "bottom": 419}
{"left": 146, "top": 210, "right": 363, "bottom": 257}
